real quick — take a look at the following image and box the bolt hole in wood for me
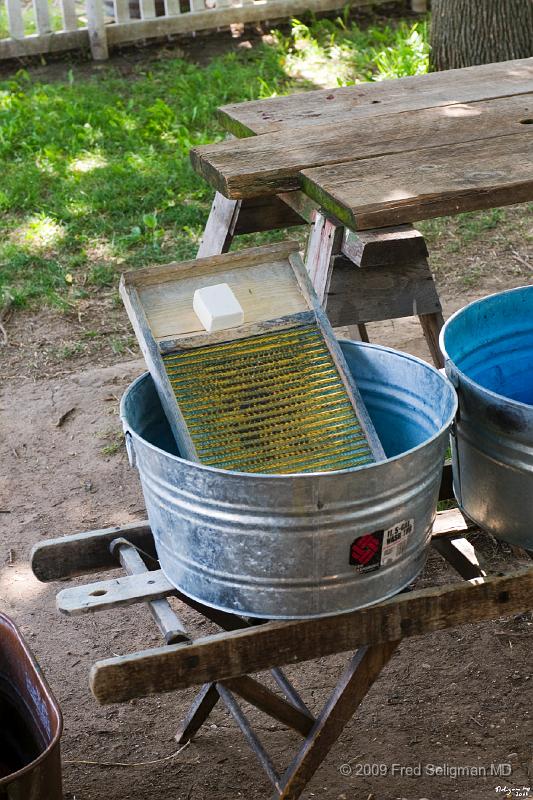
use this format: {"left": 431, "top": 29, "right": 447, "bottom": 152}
{"left": 520, "top": 118, "right": 533, "bottom": 124}
{"left": 90, "top": 589, "right": 107, "bottom": 597}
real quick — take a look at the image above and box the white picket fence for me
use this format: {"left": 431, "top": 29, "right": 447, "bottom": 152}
{"left": 0, "top": 0, "right": 427, "bottom": 61}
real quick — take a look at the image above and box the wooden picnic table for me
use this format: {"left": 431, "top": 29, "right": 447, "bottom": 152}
{"left": 191, "top": 57, "right": 533, "bottom": 367}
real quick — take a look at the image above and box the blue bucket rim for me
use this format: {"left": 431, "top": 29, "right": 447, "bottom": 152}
{"left": 440, "top": 284, "right": 533, "bottom": 411}
{"left": 121, "top": 339, "right": 457, "bottom": 480}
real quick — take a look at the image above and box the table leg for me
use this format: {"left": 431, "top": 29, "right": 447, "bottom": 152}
{"left": 175, "top": 683, "right": 221, "bottom": 743}
{"left": 305, "top": 210, "right": 369, "bottom": 341}
{"left": 197, "top": 192, "right": 241, "bottom": 257}
{"left": 418, "top": 311, "right": 445, "bottom": 368}
{"left": 278, "top": 642, "right": 400, "bottom": 800}
{"left": 304, "top": 210, "right": 343, "bottom": 302}
{"left": 197, "top": 192, "right": 305, "bottom": 258}
{"left": 305, "top": 211, "right": 445, "bottom": 368}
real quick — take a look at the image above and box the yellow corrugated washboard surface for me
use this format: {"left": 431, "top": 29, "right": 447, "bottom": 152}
{"left": 163, "top": 325, "right": 374, "bottom": 474}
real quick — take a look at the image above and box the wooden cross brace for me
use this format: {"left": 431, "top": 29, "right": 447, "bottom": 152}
{"left": 30, "top": 497, "right": 533, "bottom": 800}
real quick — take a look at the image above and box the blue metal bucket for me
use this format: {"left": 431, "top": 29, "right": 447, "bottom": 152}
{"left": 121, "top": 341, "right": 456, "bottom": 619}
{"left": 440, "top": 285, "right": 533, "bottom": 548}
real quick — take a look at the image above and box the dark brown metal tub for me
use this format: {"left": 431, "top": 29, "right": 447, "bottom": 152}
{"left": 0, "top": 613, "right": 62, "bottom": 800}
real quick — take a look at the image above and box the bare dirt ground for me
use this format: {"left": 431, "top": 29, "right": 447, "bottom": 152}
{"left": 1, "top": 78, "right": 533, "bottom": 800}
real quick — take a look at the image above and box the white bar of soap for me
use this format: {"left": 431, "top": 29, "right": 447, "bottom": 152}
{"left": 193, "top": 283, "right": 244, "bottom": 333}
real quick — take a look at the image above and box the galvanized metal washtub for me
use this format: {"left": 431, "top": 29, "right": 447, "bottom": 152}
{"left": 121, "top": 340, "right": 457, "bottom": 619}
{"left": 0, "top": 613, "right": 63, "bottom": 800}
{"left": 441, "top": 285, "right": 533, "bottom": 548}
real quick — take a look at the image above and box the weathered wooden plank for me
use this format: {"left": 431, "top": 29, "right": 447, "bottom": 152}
{"left": 56, "top": 569, "right": 174, "bottom": 615}
{"left": 278, "top": 191, "right": 318, "bottom": 224}
{"left": 305, "top": 211, "right": 343, "bottom": 304}
{"left": 301, "top": 133, "right": 533, "bottom": 230}
{"left": 175, "top": 683, "right": 220, "bottom": 743}
{"left": 223, "top": 676, "right": 315, "bottom": 737}
{"left": 287, "top": 252, "right": 386, "bottom": 462}
{"left": 218, "top": 58, "right": 533, "bottom": 137}
{"left": 32, "top": 0, "right": 51, "bottom": 35}
{"left": 114, "top": 539, "right": 190, "bottom": 644}
{"left": 192, "top": 94, "right": 533, "bottom": 199}
{"left": 6, "top": 0, "right": 25, "bottom": 39}
{"left": 197, "top": 192, "right": 240, "bottom": 257}
{"left": 104, "top": 0, "right": 391, "bottom": 45}
{"left": 31, "top": 521, "right": 155, "bottom": 582}
{"left": 60, "top": 0, "right": 78, "bottom": 31}
{"left": 418, "top": 311, "right": 445, "bottom": 369}
{"left": 0, "top": 28, "right": 87, "bottom": 58}
{"left": 342, "top": 225, "right": 428, "bottom": 268}
{"left": 89, "top": 568, "right": 533, "bottom": 702}
{"left": 431, "top": 507, "right": 475, "bottom": 540}
{"left": 432, "top": 537, "right": 486, "bottom": 582}
{"left": 127, "top": 240, "right": 301, "bottom": 288}
{"left": 233, "top": 195, "right": 305, "bottom": 235}
{"left": 216, "top": 683, "right": 282, "bottom": 791}
{"left": 326, "top": 255, "right": 441, "bottom": 325}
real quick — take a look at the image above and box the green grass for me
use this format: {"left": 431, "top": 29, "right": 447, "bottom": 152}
{"left": 419, "top": 208, "right": 509, "bottom": 251}
{"left": 99, "top": 428, "right": 125, "bottom": 456}
{"left": 277, "top": 14, "right": 428, "bottom": 85}
{"left": 0, "top": 14, "right": 430, "bottom": 310}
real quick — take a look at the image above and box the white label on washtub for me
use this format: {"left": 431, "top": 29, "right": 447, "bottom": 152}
{"left": 380, "top": 519, "right": 414, "bottom": 567}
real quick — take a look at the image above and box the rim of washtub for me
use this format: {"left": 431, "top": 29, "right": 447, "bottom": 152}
{"left": 120, "top": 339, "right": 458, "bottom": 480}
{"left": 0, "top": 613, "right": 63, "bottom": 787}
{"left": 440, "top": 284, "right": 533, "bottom": 412}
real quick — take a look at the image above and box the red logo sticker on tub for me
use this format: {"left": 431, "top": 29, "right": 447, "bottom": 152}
{"left": 349, "top": 532, "right": 383, "bottom": 573}
{"left": 349, "top": 519, "right": 414, "bottom": 573}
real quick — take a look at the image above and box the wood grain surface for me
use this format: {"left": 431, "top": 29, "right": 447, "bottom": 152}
{"left": 192, "top": 94, "right": 533, "bottom": 198}
{"left": 300, "top": 132, "right": 533, "bottom": 229}
{"left": 90, "top": 567, "right": 533, "bottom": 702}
{"left": 218, "top": 58, "right": 533, "bottom": 137}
